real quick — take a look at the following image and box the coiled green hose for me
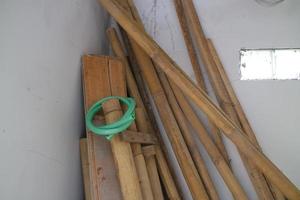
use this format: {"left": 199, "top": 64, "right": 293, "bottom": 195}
{"left": 85, "top": 96, "right": 136, "bottom": 140}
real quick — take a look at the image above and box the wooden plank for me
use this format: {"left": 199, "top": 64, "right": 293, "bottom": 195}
{"left": 82, "top": 55, "right": 122, "bottom": 200}
{"left": 80, "top": 138, "right": 92, "bottom": 200}
{"left": 83, "top": 55, "right": 143, "bottom": 200}
{"left": 97, "top": 0, "right": 300, "bottom": 199}
{"left": 121, "top": 130, "right": 157, "bottom": 144}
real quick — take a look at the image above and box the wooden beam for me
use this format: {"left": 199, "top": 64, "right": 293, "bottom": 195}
{"left": 97, "top": 0, "right": 300, "bottom": 199}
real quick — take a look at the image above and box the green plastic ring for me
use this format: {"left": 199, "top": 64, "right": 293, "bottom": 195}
{"left": 85, "top": 96, "right": 136, "bottom": 140}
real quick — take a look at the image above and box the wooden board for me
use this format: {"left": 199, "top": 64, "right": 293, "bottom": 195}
{"left": 83, "top": 55, "right": 143, "bottom": 200}
{"left": 82, "top": 55, "right": 122, "bottom": 200}
{"left": 80, "top": 138, "right": 92, "bottom": 200}
{"left": 121, "top": 130, "right": 157, "bottom": 144}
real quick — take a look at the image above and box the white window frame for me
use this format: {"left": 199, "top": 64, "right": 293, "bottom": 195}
{"left": 240, "top": 48, "right": 300, "bottom": 80}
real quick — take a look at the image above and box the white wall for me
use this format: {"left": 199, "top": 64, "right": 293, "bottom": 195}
{"left": 134, "top": 0, "right": 300, "bottom": 199}
{"left": 0, "top": 0, "right": 108, "bottom": 199}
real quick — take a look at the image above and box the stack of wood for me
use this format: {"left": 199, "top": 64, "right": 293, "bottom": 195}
{"left": 80, "top": 0, "right": 300, "bottom": 199}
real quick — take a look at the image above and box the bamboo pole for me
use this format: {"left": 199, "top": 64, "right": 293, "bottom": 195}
{"left": 107, "top": 28, "right": 161, "bottom": 200}
{"left": 143, "top": 152, "right": 164, "bottom": 200}
{"left": 102, "top": 58, "right": 144, "bottom": 200}
{"left": 207, "top": 39, "right": 285, "bottom": 200}
{"left": 127, "top": 41, "right": 182, "bottom": 200}
{"left": 126, "top": 123, "right": 154, "bottom": 200}
{"left": 155, "top": 146, "right": 182, "bottom": 200}
{"left": 120, "top": 30, "right": 182, "bottom": 200}
{"left": 173, "top": 0, "right": 230, "bottom": 165}
{"left": 97, "top": 1, "right": 300, "bottom": 199}
{"left": 137, "top": 110, "right": 164, "bottom": 200}
{"left": 156, "top": 66, "right": 220, "bottom": 200}
{"left": 173, "top": 0, "right": 204, "bottom": 88}
{"left": 106, "top": 27, "right": 181, "bottom": 199}
{"left": 120, "top": 28, "right": 161, "bottom": 138}
{"left": 167, "top": 79, "right": 248, "bottom": 200}
{"left": 179, "top": 1, "right": 275, "bottom": 199}
{"left": 130, "top": 57, "right": 182, "bottom": 199}
{"left": 114, "top": 1, "right": 210, "bottom": 199}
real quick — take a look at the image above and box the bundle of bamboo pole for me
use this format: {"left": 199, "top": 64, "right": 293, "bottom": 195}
{"left": 79, "top": 0, "right": 300, "bottom": 199}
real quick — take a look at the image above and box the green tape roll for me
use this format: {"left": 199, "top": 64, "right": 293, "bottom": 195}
{"left": 85, "top": 96, "right": 136, "bottom": 140}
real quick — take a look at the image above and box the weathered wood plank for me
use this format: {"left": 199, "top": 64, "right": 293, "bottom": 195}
{"left": 82, "top": 55, "right": 122, "bottom": 200}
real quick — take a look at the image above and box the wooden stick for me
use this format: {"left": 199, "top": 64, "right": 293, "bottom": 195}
{"left": 107, "top": 27, "right": 157, "bottom": 200}
{"left": 83, "top": 55, "right": 143, "bottom": 200}
{"left": 121, "top": 31, "right": 182, "bottom": 200}
{"left": 107, "top": 27, "right": 156, "bottom": 135}
{"left": 80, "top": 138, "right": 92, "bottom": 200}
{"left": 173, "top": 0, "right": 230, "bottom": 165}
{"left": 173, "top": 0, "right": 204, "bottom": 88}
{"left": 155, "top": 146, "right": 181, "bottom": 200}
{"left": 207, "top": 39, "right": 285, "bottom": 200}
{"left": 156, "top": 65, "right": 220, "bottom": 200}
{"left": 167, "top": 79, "right": 248, "bottom": 200}
{"left": 179, "top": 0, "right": 275, "bottom": 198}
{"left": 103, "top": 58, "right": 145, "bottom": 200}
{"left": 119, "top": 28, "right": 163, "bottom": 146}
{"left": 120, "top": 29, "right": 182, "bottom": 196}
{"left": 97, "top": 1, "right": 300, "bottom": 199}
{"left": 127, "top": 38, "right": 182, "bottom": 200}
{"left": 126, "top": 125, "right": 154, "bottom": 200}
{"left": 105, "top": 34, "right": 154, "bottom": 199}
{"left": 115, "top": 1, "right": 210, "bottom": 199}
{"left": 106, "top": 27, "right": 179, "bottom": 199}
{"left": 138, "top": 114, "right": 164, "bottom": 200}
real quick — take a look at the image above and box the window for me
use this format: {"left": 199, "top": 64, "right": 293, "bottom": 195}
{"left": 240, "top": 49, "right": 300, "bottom": 80}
